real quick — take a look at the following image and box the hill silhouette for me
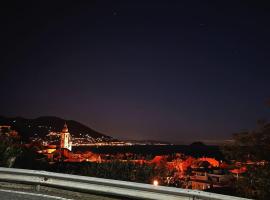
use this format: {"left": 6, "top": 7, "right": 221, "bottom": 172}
{"left": 0, "top": 116, "right": 112, "bottom": 141}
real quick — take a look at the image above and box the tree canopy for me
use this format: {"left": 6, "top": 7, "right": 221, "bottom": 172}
{"left": 222, "top": 121, "right": 270, "bottom": 199}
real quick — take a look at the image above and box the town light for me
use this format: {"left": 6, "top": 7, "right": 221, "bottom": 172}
{"left": 153, "top": 180, "right": 159, "bottom": 186}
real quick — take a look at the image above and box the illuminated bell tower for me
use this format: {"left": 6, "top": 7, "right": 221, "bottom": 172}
{"left": 60, "top": 122, "right": 72, "bottom": 151}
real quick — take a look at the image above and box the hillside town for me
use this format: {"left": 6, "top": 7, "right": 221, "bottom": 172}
{"left": 1, "top": 123, "right": 261, "bottom": 193}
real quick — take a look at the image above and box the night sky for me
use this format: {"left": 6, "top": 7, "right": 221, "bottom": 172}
{"left": 1, "top": 1, "right": 270, "bottom": 143}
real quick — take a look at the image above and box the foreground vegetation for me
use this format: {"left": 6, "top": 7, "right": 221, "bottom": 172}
{"left": 223, "top": 120, "right": 270, "bottom": 200}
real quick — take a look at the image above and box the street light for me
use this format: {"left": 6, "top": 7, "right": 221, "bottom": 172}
{"left": 153, "top": 180, "right": 159, "bottom": 186}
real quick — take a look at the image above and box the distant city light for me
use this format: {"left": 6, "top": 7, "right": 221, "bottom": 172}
{"left": 153, "top": 180, "right": 159, "bottom": 186}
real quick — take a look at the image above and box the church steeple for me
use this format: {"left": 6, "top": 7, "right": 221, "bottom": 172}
{"left": 60, "top": 122, "right": 72, "bottom": 151}
{"left": 62, "top": 122, "right": 69, "bottom": 133}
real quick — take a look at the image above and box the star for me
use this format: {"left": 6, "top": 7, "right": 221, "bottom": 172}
{"left": 113, "top": 10, "right": 118, "bottom": 16}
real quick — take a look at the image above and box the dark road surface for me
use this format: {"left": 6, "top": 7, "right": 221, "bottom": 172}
{"left": 0, "top": 188, "right": 124, "bottom": 200}
{"left": 0, "top": 189, "right": 73, "bottom": 200}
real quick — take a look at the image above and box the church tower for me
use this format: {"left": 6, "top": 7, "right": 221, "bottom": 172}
{"left": 60, "top": 122, "right": 72, "bottom": 151}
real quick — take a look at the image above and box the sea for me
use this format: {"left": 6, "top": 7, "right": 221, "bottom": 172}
{"left": 73, "top": 145, "right": 224, "bottom": 160}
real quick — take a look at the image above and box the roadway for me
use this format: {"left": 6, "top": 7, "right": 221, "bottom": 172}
{"left": 0, "top": 189, "right": 73, "bottom": 200}
{"left": 0, "top": 188, "right": 124, "bottom": 200}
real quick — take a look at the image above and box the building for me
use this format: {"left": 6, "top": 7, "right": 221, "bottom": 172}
{"left": 189, "top": 168, "right": 233, "bottom": 190}
{"left": 60, "top": 123, "right": 72, "bottom": 151}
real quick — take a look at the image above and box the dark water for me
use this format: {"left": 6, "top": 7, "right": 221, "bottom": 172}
{"left": 73, "top": 145, "right": 224, "bottom": 160}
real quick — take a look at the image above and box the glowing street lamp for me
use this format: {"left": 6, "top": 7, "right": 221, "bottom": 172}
{"left": 153, "top": 180, "right": 159, "bottom": 186}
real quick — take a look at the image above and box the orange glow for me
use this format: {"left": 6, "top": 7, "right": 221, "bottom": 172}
{"left": 47, "top": 149, "right": 56, "bottom": 154}
{"left": 153, "top": 180, "right": 159, "bottom": 186}
{"left": 198, "top": 157, "right": 219, "bottom": 167}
